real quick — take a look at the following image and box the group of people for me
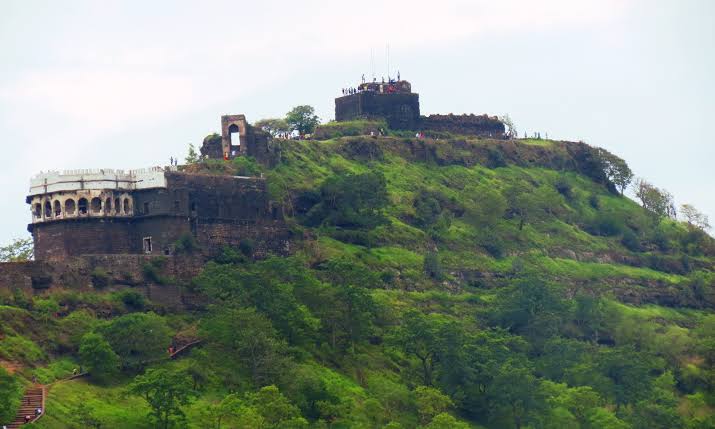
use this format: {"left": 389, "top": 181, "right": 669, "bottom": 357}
{"left": 22, "top": 407, "right": 42, "bottom": 424}
{"left": 341, "top": 86, "right": 361, "bottom": 96}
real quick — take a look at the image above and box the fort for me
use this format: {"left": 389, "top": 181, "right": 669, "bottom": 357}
{"left": 335, "top": 79, "right": 505, "bottom": 137}
{"left": 0, "top": 78, "right": 506, "bottom": 300}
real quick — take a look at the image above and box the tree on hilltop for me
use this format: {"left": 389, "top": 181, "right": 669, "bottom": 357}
{"left": 0, "top": 237, "right": 33, "bottom": 262}
{"left": 633, "top": 178, "right": 676, "bottom": 219}
{"left": 255, "top": 118, "right": 291, "bottom": 137}
{"left": 680, "top": 203, "right": 710, "bottom": 231}
{"left": 286, "top": 105, "right": 320, "bottom": 136}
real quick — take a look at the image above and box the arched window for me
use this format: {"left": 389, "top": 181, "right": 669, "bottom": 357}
{"left": 104, "top": 198, "right": 112, "bottom": 214}
{"left": 90, "top": 197, "right": 102, "bottom": 213}
{"left": 65, "top": 199, "right": 76, "bottom": 215}
{"left": 34, "top": 203, "right": 41, "bottom": 218}
{"left": 115, "top": 198, "right": 121, "bottom": 214}
{"left": 123, "top": 198, "right": 131, "bottom": 214}
{"left": 78, "top": 198, "right": 88, "bottom": 215}
{"left": 53, "top": 200, "right": 62, "bottom": 217}
{"left": 44, "top": 201, "right": 52, "bottom": 218}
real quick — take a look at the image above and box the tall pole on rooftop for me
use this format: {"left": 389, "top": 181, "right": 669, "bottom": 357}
{"left": 386, "top": 43, "right": 390, "bottom": 80}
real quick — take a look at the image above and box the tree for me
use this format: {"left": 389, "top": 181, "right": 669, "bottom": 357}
{"left": 499, "top": 114, "right": 517, "bottom": 140}
{"left": 128, "top": 368, "right": 197, "bottom": 429}
{"left": 201, "top": 307, "right": 287, "bottom": 387}
{"left": 33, "top": 297, "right": 59, "bottom": 325}
{"left": 245, "top": 385, "right": 308, "bottom": 428}
{"left": 597, "top": 149, "right": 633, "bottom": 195}
{"left": 680, "top": 204, "right": 711, "bottom": 231}
{"left": 486, "top": 360, "right": 546, "bottom": 429}
{"left": 633, "top": 178, "right": 676, "bottom": 219}
{"left": 390, "top": 310, "right": 447, "bottom": 386}
{"left": 185, "top": 143, "right": 199, "bottom": 164}
{"left": 423, "top": 413, "right": 470, "bottom": 429}
{"left": 79, "top": 332, "right": 120, "bottom": 382}
{"left": 415, "top": 386, "right": 453, "bottom": 425}
{"left": 0, "top": 237, "right": 33, "bottom": 262}
{"left": 255, "top": 118, "right": 291, "bottom": 138}
{"left": 305, "top": 171, "right": 389, "bottom": 229}
{"left": 285, "top": 105, "right": 320, "bottom": 136}
{"left": 99, "top": 312, "right": 172, "bottom": 369}
{"left": 491, "top": 277, "right": 570, "bottom": 343}
{"left": 128, "top": 368, "right": 196, "bottom": 429}
{"left": 0, "top": 367, "right": 21, "bottom": 424}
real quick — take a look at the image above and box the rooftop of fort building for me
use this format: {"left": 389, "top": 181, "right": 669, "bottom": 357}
{"left": 339, "top": 79, "right": 413, "bottom": 97}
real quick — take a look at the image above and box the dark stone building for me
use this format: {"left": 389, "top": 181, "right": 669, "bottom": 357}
{"left": 335, "top": 80, "right": 421, "bottom": 129}
{"left": 334, "top": 79, "right": 505, "bottom": 138}
{"left": 27, "top": 168, "right": 288, "bottom": 261}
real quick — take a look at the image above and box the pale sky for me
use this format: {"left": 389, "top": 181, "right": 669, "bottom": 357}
{"left": 1, "top": 0, "right": 713, "bottom": 244}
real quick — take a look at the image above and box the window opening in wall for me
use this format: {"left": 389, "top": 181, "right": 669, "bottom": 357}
{"left": 78, "top": 198, "right": 88, "bottom": 215}
{"left": 65, "top": 199, "right": 76, "bottom": 215}
{"left": 44, "top": 201, "right": 52, "bottom": 218}
{"left": 228, "top": 123, "right": 241, "bottom": 152}
{"left": 143, "top": 237, "right": 153, "bottom": 254}
{"left": 114, "top": 198, "right": 121, "bottom": 214}
{"left": 123, "top": 198, "right": 131, "bottom": 214}
{"left": 54, "top": 200, "right": 62, "bottom": 217}
{"left": 144, "top": 202, "right": 150, "bottom": 214}
{"left": 104, "top": 198, "right": 112, "bottom": 214}
{"left": 90, "top": 197, "right": 102, "bottom": 213}
{"left": 34, "top": 203, "right": 41, "bottom": 218}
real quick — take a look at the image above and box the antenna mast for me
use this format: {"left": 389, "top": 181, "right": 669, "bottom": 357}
{"left": 386, "top": 43, "right": 390, "bottom": 80}
{"left": 371, "top": 48, "right": 375, "bottom": 81}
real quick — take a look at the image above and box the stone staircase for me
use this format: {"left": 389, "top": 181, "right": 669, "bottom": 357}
{"left": 5, "top": 385, "right": 44, "bottom": 428}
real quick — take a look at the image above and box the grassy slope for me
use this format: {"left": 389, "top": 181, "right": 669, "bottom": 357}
{"left": 7, "top": 132, "right": 715, "bottom": 427}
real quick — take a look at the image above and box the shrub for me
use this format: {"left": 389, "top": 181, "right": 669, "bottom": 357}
{"left": 90, "top": 267, "right": 111, "bottom": 289}
{"left": 424, "top": 251, "right": 444, "bottom": 280}
{"left": 586, "top": 213, "right": 624, "bottom": 237}
{"left": 621, "top": 229, "right": 641, "bottom": 252}
{"left": 174, "top": 234, "right": 200, "bottom": 255}
{"left": 554, "top": 177, "right": 573, "bottom": 200}
{"left": 239, "top": 239, "right": 255, "bottom": 257}
{"left": 486, "top": 148, "right": 507, "bottom": 168}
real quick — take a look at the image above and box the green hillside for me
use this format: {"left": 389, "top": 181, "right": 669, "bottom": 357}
{"left": 2, "top": 125, "right": 714, "bottom": 428}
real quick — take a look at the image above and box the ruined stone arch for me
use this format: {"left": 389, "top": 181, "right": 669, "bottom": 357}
{"left": 65, "top": 199, "right": 76, "bottom": 215}
{"left": 221, "top": 114, "right": 248, "bottom": 158}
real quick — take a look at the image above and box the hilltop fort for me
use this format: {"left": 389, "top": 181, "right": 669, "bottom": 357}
{"left": 0, "top": 77, "right": 511, "bottom": 304}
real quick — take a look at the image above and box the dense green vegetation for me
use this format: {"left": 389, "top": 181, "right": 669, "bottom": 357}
{"left": 1, "top": 125, "right": 714, "bottom": 428}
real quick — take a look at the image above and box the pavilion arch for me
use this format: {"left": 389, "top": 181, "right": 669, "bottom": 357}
{"left": 90, "top": 197, "right": 102, "bottom": 213}
{"left": 53, "top": 200, "right": 62, "bottom": 217}
{"left": 34, "top": 203, "right": 41, "bottom": 218}
{"left": 123, "top": 198, "right": 132, "bottom": 214}
{"left": 78, "top": 198, "right": 88, "bottom": 215}
{"left": 104, "top": 198, "right": 112, "bottom": 214}
{"left": 44, "top": 201, "right": 52, "bottom": 218}
{"left": 115, "top": 197, "right": 121, "bottom": 214}
{"left": 65, "top": 199, "right": 76, "bottom": 215}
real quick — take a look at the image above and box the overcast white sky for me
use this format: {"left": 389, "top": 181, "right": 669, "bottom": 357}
{"left": 1, "top": 0, "right": 713, "bottom": 244}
